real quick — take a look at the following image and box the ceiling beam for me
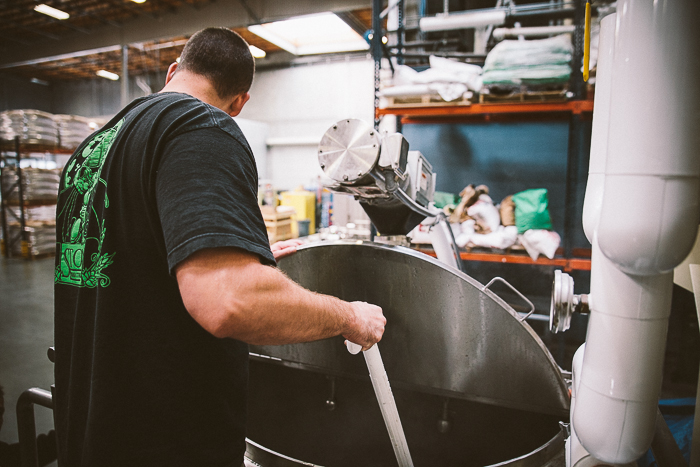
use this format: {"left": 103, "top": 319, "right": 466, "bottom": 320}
{"left": 0, "top": 0, "right": 370, "bottom": 68}
{"left": 0, "top": 45, "right": 122, "bottom": 69}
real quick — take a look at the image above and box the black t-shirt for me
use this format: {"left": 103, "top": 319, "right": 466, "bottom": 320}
{"left": 53, "top": 92, "right": 275, "bottom": 467}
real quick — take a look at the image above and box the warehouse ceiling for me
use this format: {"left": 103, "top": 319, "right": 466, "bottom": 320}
{"left": 0, "top": 0, "right": 373, "bottom": 82}
{"left": 1, "top": 30, "right": 288, "bottom": 81}
{"left": 0, "top": 1, "right": 206, "bottom": 46}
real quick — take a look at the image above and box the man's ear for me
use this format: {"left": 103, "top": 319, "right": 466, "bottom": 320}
{"left": 165, "top": 63, "right": 178, "bottom": 85}
{"left": 228, "top": 92, "right": 250, "bottom": 117}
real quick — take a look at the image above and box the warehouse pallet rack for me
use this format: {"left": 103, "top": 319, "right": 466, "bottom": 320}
{"left": 370, "top": 0, "right": 592, "bottom": 271}
{"left": 386, "top": 100, "right": 594, "bottom": 271}
{"left": 0, "top": 136, "right": 68, "bottom": 259}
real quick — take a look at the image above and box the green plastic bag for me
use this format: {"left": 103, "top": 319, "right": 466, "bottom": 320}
{"left": 512, "top": 188, "right": 553, "bottom": 234}
{"left": 433, "top": 191, "right": 459, "bottom": 209}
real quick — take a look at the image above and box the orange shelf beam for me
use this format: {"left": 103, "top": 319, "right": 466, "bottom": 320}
{"left": 376, "top": 100, "right": 594, "bottom": 121}
{"left": 418, "top": 249, "right": 591, "bottom": 272}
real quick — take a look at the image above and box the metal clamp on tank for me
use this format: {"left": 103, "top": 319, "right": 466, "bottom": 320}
{"left": 549, "top": 270, "right": 590, "bottom": 333}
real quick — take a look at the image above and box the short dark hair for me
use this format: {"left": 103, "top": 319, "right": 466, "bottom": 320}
{"left": 178, "top": 28, "right": 255, "bottom": 99}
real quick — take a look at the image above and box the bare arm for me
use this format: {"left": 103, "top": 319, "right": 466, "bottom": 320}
{"left": 175, "top": 247, "right": 385, "bottom": 349}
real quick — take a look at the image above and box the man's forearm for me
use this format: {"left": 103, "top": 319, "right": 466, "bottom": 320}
{"left": 211, "top": 262, "right": 357, "bottom": 344}
{"left": 176, "top": 248, "right": 384, "bottom": 347}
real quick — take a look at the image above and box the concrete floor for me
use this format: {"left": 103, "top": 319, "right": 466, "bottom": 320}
{"left": 0, "top": 256, "right": 56, "bottom": 462}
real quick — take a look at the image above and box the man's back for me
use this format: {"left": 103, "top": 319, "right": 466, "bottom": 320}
{"left": 54, "top": 92, "right": 274, "bottom": 467}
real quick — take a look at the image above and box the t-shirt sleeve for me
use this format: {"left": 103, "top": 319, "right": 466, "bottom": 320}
{"left": 156, "top": 126, "right": 275, "bottom": 273}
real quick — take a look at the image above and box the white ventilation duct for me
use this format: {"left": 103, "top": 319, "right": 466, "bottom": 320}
{"left": 492, "top": 25, "right": 575, "bottom": 41}
{"left": 574, "top": 1, "right": 700, "bottom": 463}
{"left": 419, "top": 9, "right": 506, "bottom": 32}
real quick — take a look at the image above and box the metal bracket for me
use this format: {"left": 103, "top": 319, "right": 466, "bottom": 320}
{"left": 483, "top": 277, "right": 536, "bottom": 321}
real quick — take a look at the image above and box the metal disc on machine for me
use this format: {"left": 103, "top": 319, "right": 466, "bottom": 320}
{"left": 318, "top": 119, "right": 380, "bottom": 183}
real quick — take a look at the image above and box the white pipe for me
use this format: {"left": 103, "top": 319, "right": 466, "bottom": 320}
{"left": 568, "top": 344, "right": 591, "bottom": 466}
{"left": 265, "top": 137, "right": 320, "bottom": 147}
{"left": 428, "top": 217, "right": 461, "bottom": 271}
{"left": 492, "top": 25, "right": 575, "bottom": 40}
{"left": 581, "top": 13, "right": 615, "bottom": 244}
{"left": 380, "top": 0, "right": 402, "bottom": 20}
{"left": 574, "top": 1, "right": 700, "bottom": 463}
{"left": 597, "top": 0, "right": 700, "bottom": 276}
{"left": 347, "top": 342, "right": 414, "bottom": 467}
{"left": 419, "top": 10, "right": 506, "bottom": 32}
{"left": 575, "top": 236, "right": 673, "bottom": 463}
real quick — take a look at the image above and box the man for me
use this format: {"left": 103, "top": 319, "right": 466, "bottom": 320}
{"left": 54, "top": 28, "right": 385, "bottom": 467}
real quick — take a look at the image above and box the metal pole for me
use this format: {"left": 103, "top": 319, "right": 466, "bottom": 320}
{"left": 0, "top": 142, "right": 9, "bottom": 258}
{"left": 397, "top": 0, "right": 404, "bottom": 66}
{"left": 563, "top": 113, "right": 581, "bottom": 259}
{"left": 121, "top": 44, "right": 129, "bottom": 108}
{"left": 396, "top": 0, "right": 405, "bottom": 134}
{"left": 14, "top": 136, "right": 29, "bottom": 258}
{"left": 16, "top": 387, "right": 53, "bottom": 467}
{"left": 372, "top": 0, "right": 382, "bottom": 130}
{"left": 570, "top": 0, "right": 585, "bottom": 99}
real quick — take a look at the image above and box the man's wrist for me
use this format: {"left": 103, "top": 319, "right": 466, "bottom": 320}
{"left": 339, "top": 300, "right": 358, "bottom": 338}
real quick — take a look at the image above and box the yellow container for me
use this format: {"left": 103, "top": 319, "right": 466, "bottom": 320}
{"left": 280, "top": 188, "right": 316, "bottom": 235}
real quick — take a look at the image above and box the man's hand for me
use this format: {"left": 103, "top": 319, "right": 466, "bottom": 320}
{"left": 271, "top": 239, "right": 304, "bottom": 260}
{"left": 343, "top": 301, "right": 386, "bottom": 351}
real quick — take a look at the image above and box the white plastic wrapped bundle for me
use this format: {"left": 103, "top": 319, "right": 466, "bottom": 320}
{"left": 0, "top": 110, "right": 58, "bottom": 146}
{"left": 53, "top": 114, "right": 94, "bottom": 150}
{"left": 9, "top": 205, "right": 57, "bottom": 224}
{"left": 1, "top": 168, "right": 61, "bottom": 204}
{"left": 380, "top": 56, "right": 483, "bottom": 103}
{"left": 5, "top": 223, "right": 56, "bottom": 257}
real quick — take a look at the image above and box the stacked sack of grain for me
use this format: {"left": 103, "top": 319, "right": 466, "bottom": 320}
{"left": 0, "top": 109, "right": 58, "bottom": 146}
{"left": 54, "top": 114, "right": 94, "bottom": 150}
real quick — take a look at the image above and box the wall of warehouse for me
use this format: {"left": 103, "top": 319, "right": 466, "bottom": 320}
{"left": 239, "top": 57, "right": 375, "bottom": 191}
{"left": 0, "top": 73, "right": 53, "bottom": 112}
{"left": 0, "top": 73, "right": 159, "bottom": 116}
{"left": 50, "top": 72, "right": 168, "bottom": 117}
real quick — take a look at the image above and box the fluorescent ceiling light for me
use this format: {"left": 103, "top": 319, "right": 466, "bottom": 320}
{"left": 30, "top": 78, "right": 50, "bottom": 86}
{"left": 96, "top": 70, "right": 119, "bottom": 81}
{"left": 249, "top": 45, "right": 266, "bottom": 59}
{"left": 34, "top": 4, "right": 70, "bottom": 20}
{"left": 248, "top": 12, "right": 369, "bottom": 56}
{"left": 131, "top": 0, "right": 147, "bottom": 3}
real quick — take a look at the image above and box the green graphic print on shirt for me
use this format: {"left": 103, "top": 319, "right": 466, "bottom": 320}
{"left": 55, "top": 119, "right": 123, "bottom": 288}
